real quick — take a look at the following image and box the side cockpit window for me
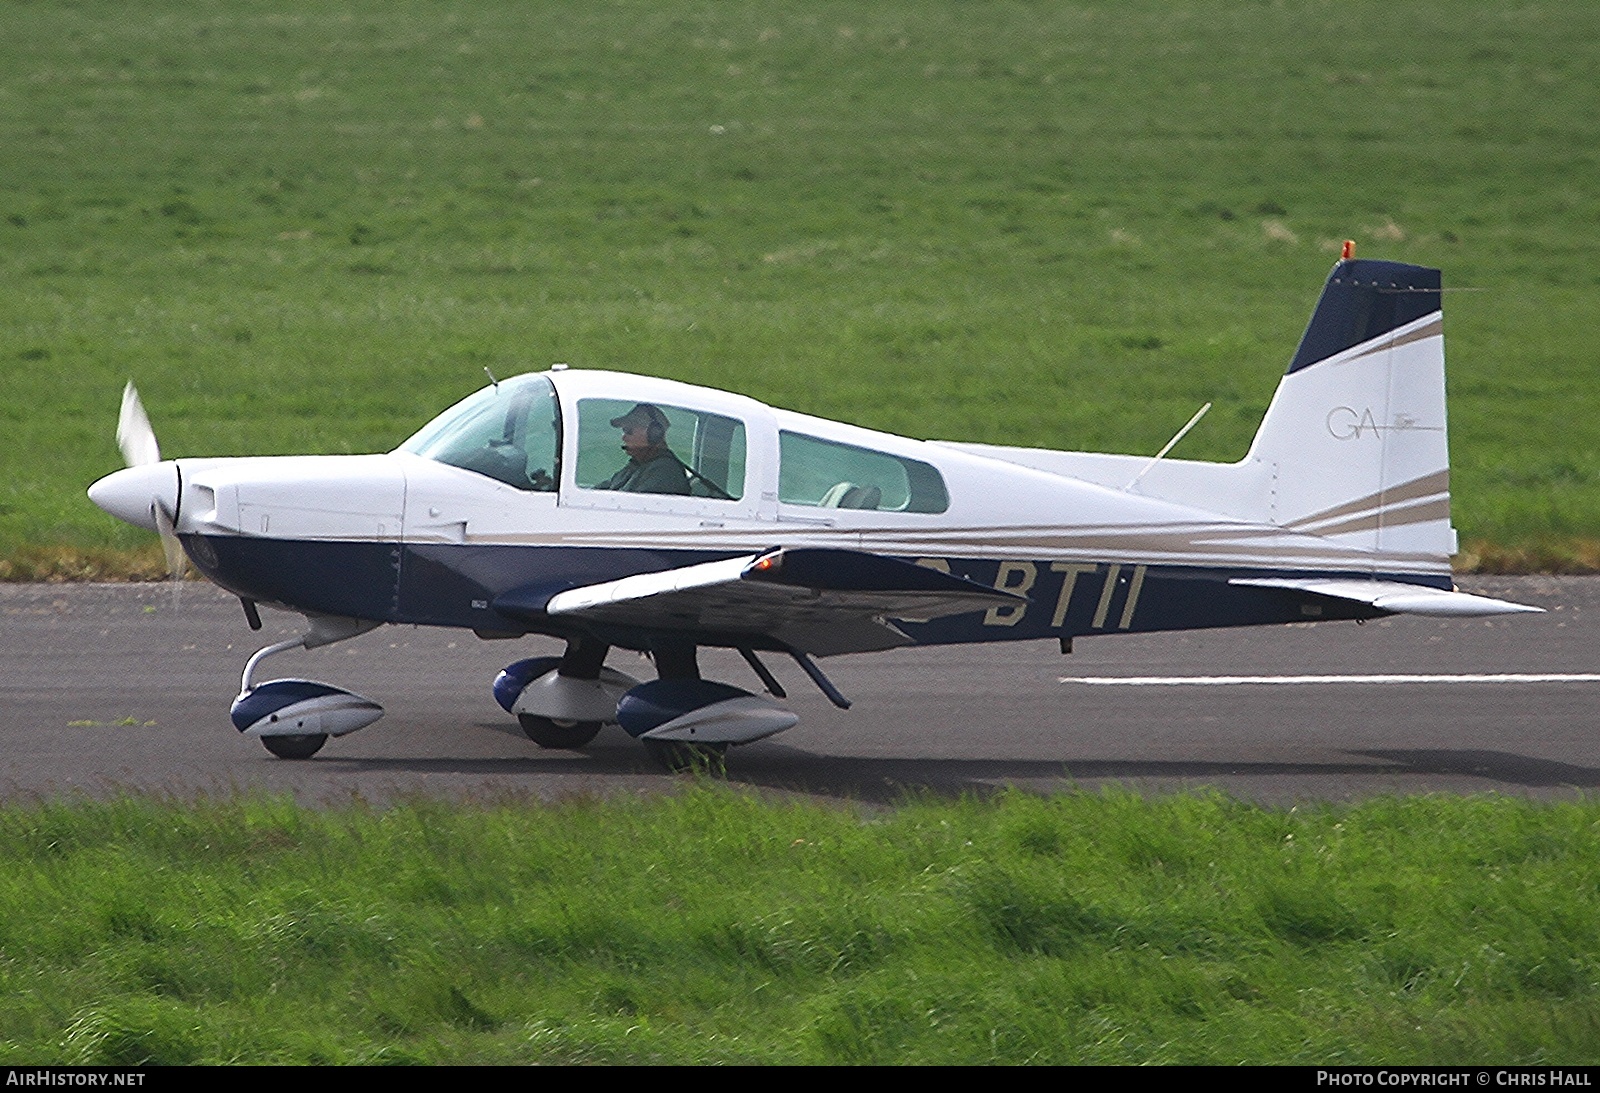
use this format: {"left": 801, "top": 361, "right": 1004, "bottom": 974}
{"left": 398, "top": 374, "right": 561, "bottom": 491}
{"left": 779, "top": 431, "right": 949, "bottom": 513}
{"left": 575, "top": 399, "right": 747, "bottom": 500}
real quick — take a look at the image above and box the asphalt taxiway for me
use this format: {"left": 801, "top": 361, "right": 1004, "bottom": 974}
{"left": 1, "top": 576, "right": 1594, "bottom": 805}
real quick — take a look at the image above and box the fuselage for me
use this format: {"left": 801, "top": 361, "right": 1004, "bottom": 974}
{"left": 89, "top": 368, "right": 1436, "bottom": 653}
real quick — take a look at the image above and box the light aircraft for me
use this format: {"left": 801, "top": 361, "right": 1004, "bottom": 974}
{"left": 88, "top": 254, "right": 1539, "bottom": 771}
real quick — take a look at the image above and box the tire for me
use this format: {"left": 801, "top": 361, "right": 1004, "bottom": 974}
{"left": 642, "top": 738, "right": 728, "bottom": 775}
{"left": 518, "top": 714, "right": 602, "bottom": 749}
{"left": 261, "top": 733, "right": 327, "bottom": 760}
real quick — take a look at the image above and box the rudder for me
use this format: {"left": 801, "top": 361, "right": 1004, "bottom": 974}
{"left": 1244, "top": 258, "right": 1455, "bottom": 568}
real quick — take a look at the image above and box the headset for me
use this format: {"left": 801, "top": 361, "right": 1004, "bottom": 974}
{"left": 643, "top": 404, "right": 667, "bottom": 446}
{"left": 611, "top": 403, "right": 669, "bottom": 446}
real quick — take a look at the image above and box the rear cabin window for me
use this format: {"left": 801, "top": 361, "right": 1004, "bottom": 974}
{"left": 778, "top": 431, "right": 949, "bottom": 513}
{"left": 575, "top": 399, "right": 747, "bottom": 500}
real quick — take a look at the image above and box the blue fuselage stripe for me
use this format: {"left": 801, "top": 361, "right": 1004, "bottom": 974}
{"left": 184, "top": 534, "right": 1440, "bottom": 650}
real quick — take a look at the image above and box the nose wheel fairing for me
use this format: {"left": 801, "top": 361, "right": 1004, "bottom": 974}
{"left": 230, "top": 678, "right": 384, "bottom": 740}
{"left": 231, "top": 614, "right": 385, "bottom": 760}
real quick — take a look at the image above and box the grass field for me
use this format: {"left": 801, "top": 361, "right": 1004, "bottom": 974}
{"left": 2, "top": 0, "right": 1598, "bottom": 575}
{"left": 5, "top": 6, "right": 1598, "bottom": 1065}
{"left": 1, "top": 788, "right": 1597, "bottom": 1065}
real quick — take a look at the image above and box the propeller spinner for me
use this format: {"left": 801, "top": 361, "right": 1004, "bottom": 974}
{"left": 88, "top": 382, "right": 187, "bottom": 580}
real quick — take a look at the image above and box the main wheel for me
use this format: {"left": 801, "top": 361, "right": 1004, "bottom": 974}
{"left": 261, "top": 733, "right": 327, "bottom": 760}
{"left": 518, "top": 714, "right": 602, "bottom": 749}
{"left": 642, "top": 738, "right": 728, "bottom": 775}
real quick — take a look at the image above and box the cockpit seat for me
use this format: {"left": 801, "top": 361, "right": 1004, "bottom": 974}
{"left": 819, "top": 481, "right": 882, "bottom": 510}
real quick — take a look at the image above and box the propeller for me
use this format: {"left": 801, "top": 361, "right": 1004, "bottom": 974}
{"left": 115, "top": 382, "right": 187, "bottom": 582}
{"left": 116, "top": 382, "right": 161, "bottom": 467}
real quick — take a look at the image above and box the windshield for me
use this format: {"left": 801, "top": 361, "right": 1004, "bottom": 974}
{"left": 397, "top": 374, "right": 561, "bottom": 491}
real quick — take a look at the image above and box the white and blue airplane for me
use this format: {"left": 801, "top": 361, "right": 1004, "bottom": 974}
{"left": 88, "top": 256, "right": 1539, "bottom": 770}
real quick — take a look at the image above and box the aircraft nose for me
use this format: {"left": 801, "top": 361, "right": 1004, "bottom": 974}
{"left": 88, "top": 462, "right": 179, "bottom": 532}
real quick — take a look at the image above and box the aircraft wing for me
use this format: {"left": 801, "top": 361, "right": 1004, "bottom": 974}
{"left": 527, "top": 547, "right": 1027, "bottom": 656}
{"left": 1229, "top": 577, "right": 1543, "bottom": 617}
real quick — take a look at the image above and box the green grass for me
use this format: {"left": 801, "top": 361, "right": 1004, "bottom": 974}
{"left": 3, "top": 0, "right": 1599, "bottom": 572}
{"left": 0, "top": 788, "right": 1597, "bottom": 1064}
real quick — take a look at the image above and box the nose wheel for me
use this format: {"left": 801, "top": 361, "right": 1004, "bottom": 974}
{"left": 259, "top": 733, "right": 328, "bottom": 760}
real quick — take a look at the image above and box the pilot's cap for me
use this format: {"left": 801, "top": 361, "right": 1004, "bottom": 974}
{"left": 609, "top": 403, "right": 669, "bottom": 433}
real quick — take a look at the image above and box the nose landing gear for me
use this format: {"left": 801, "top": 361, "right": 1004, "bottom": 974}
{"left": 231, "top": 615, "right": 384, "bottom": 760}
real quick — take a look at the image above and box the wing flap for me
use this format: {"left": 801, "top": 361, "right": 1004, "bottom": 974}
{"left": 536, "top": 548, "right": 1024, "bottom": 656}
{"left": 1230, "top": 577, "right": 1543, "bottom": 617}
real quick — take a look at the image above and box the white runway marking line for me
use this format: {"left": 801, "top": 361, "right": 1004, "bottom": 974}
{"left": 1059, "top": 673, "right": 1600, "bottom": 687}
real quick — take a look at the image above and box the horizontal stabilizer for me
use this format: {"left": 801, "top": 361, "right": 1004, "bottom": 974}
{"left": 1229, "top": 577, "right": 1542, "bottom": 618}
{"left": 542, "top": 547, "right": 1024, "bottom": 656}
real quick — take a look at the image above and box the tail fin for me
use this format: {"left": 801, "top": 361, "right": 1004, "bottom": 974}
{"left": 1244, "top": 258, "right": 1455, "bottom": 566}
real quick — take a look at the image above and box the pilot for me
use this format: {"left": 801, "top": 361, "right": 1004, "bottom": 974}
{"left": 597, "top": 403, "right": 691, "bottom": 495}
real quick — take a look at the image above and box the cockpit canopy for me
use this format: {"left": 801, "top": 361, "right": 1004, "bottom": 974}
{"left": 397, "top": 374, "right": 560, "bottom": 491}
{"left": 397, "top": 369, "right": 950, "bottom": 513}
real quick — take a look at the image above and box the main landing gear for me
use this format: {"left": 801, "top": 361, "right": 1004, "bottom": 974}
{"left": 230, "top": 614, "right": 384, "bottom": 760}
{"left": 491, "top": 637, "right": 639, "bottom": 750}
{"left": 519, "top": 715, "right": 602, "bottom": 750}
{"left": 494, "top": 637, "right": 850, "bottom": 773}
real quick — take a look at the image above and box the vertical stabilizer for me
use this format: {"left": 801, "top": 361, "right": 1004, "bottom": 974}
{"left": 1246, "top": 258, "right": 1454, "bottom": 568}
